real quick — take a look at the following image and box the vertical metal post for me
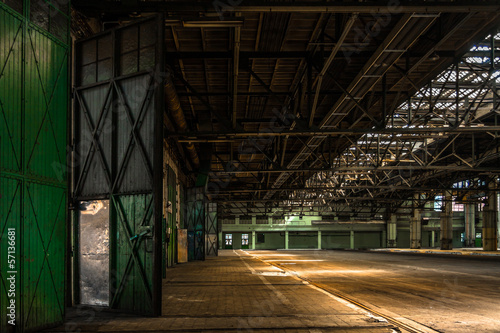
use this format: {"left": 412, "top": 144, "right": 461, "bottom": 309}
{"left": 318, "top": 230, "right": 322, "bottom": 249}
{"left": 152, "top": 14, "right": 165, "bottom": 316}
{"left": 455, "top": 59, "right": 459, "bottom": 126}
{"left": 491, "top": 33, "right": 496, "bottom": 71}
{"left": 465, "top": 201, "right": 476, "bottom": 247}
{"left": 472, "top": 133, "right": 475, "bottom": 165}
{"left": 350, "top": 230, "right": 355, "bottom": 249}
{"left": 440, "top": 191, "right": 453, "bottom": 250}
{"left": 387, "top": 215, "right": 397, "bottom": 248}
{"left": 285, "top": 230, "right": 289, "bottom": 250}
{"left": 483, "top": 182, "right": 498, "bottom": 251}
{"left": 307, "top": 61, "right": 312, "bottom": 120}
{"left": 382, "top": 73, "right": 387, "bottom": 127}
{"left": 410, "top": 193, "right": 421, "bottom": 249}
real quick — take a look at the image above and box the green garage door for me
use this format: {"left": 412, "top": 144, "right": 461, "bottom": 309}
{"left": 73, "top": 16, "right": 164, "bottom": 315}
{"left": 0, "top": 1, "right": 70, "bottom": 332}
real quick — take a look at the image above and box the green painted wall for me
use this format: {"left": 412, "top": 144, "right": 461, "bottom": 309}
{"left": 221, "top": 211, "right": 482, "bottom": 250}
{"left": 321, "top": 232, "right": 351, "bottom": 249}
{"left": 222, "top": 232, "right": 252, "bottom": 249}
{"left": 398, "top": 230, "right": 411, "bottom": 248}
{"left": 289, "top": 232, "right": 318, "bottom": 249}
{"left": 422, "top": 231, "right": 431, "bottom": 247}
{"left": 354, "top": 232, "right": 382, "bottom": 249}
{"left": 453, "top": 230, "right": 464, "bottom": 248}
{"left": 0, "top": 2, "right": 70, "bottom": 332}
{"left": 255, "top": 232, "right": 285, "bottom": 250}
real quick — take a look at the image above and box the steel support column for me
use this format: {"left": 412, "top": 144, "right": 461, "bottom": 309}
{"left": 483, "top": 182, "right": 498, "bottom": 251}
{"left": 387, "top": 215, "right": 397, "bottom": 248}
{"left": 465, "top": 201, "right": 476, "bottom": 247}
{"left": 318, "top": 230, "right": 322, "bottom": 249}
{"left": 440, "top": 191, "right": 453, "bottom": 250}
{"left": 410, "top": 194, "right": 422, "bottom": 249}
{"left": 285, "top": 231, "right": 289, "bottom": 250}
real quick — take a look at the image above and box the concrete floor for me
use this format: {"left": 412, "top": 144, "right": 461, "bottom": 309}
{"left": 43, "top": 249, "right": 500, "bottom": 332}
{"left": 45, "top": 250, "right": 399, "bottom": 332}
{"left": 245, "top": 249, "right": 500, "bottom": 333}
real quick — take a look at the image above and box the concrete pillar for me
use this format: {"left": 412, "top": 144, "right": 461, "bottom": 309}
{"left": 410, "top": 198, "right": 422, "bottom": 249}
{"left": 387, "top": 215, "right": 397, "bottom": 248}
{"left": 440, "top": 191, "right": 453, "bottom": 250}
{"left": 251, "top": 230, "right": 256, "bottom": 250}
{"left": 483, "top": 182, "right": 498, "bottom": 251}
{"left": 285, "top": 230, "right": 289, "bottom": 250}
{"left": 465, "top": 202, "right": 476, "bottom": 247}
{"left": 318, "top": 230, "right": 322, "bottom": 249}
{"left": 350, "top": 230, "right": 355, "bottom": 249}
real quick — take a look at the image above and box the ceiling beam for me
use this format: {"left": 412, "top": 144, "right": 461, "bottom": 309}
{"left": 309, "top": 14, "right": 358, "bottom": 127}
{"left": 210, "top": 165, "right": 500, "bottom": 174}
{"left": 171, "top": 126, "right": 500, "bottom": 139}
{"left": 73, "top": 1, "right": 500, "bottom": 14}
{"left": 212, "top": 185, "right": 488, "bottom": 193}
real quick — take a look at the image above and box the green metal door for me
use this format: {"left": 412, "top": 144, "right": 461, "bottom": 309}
{"left": 0, "top": 1, "right": 70, "bottom": 332}
{"left": 73, "top": 16, "right": 164, "bottom": 315}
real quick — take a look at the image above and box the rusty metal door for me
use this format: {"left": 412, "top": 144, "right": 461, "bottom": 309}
{"left": 72, "top": 16, "right": 164, "bottom": 315}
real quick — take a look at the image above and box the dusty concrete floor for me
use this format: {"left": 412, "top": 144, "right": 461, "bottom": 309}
{"left": 245, "top": 249, "right": 500, "bottom": 333}
{"left": 44, "top": 250, "right": 399, "bottom": 332}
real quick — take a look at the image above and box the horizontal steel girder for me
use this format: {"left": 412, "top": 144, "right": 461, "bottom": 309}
{"left": 209, "top": 165, "right": 500, "bottom": 174}
{"left": 211, "top": 185, "right": 488, "bottom": 193}
{"left": 172, "top": 126, "right": 500, "bottom": 140}
{"left": 73, "top": 1, "right": 500, "bottom": 13}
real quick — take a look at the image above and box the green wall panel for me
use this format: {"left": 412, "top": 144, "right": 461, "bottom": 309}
{"left": 422, "top": 231, "right": 431, "bottom": 247}
{"left": 222, "top": 232, "right": 252, "bottom": 250}
{"left": 289, "top": 232, "right": 318, "bottom": 249}
{"left": 321, "top": 233, "right": 350, "bottom": 249}
{"left": 398, "top": 230, "right": 411, "bottom": 248}
{"left": 255, "top": 232, "right": 285, "bottom": 250}
{"left": 0, "top": 178, "right": 21, "bottom": 331}
{"left": 22, "top": 183, "right": 66, "bottom": 329}
{"left": 453, "top": 230, "right": 464, "bottom": 248}
{"left": 354, "top": 232, "right": 382, "bottom": 249}
{"left": 0, "top": 2, "right": 69, "bottom": 332}
{"left": 0, "top": 9, "right": 23, "bottom": 174}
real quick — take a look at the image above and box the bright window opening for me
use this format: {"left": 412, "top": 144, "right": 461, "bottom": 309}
{"left": 225, "top": 234, "right": 232, "bottom": 246}
{"left": 242, "top": 234, "right": 249, "bottom": 246}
